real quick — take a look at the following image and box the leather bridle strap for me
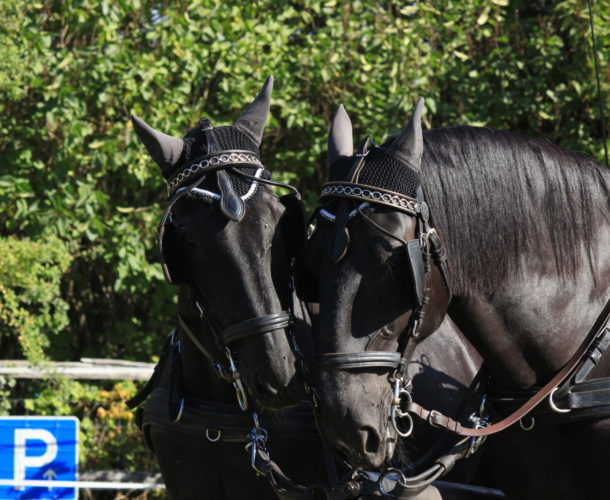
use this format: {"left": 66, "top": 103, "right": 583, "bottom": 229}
{"left": 220, "top": 312, "right": 293, "bottom": 346}
{"left": 318, "top": 352, "right": 407, "bottom": 371}
{"left": 406, "top": 297, "right": 610, "bottom": 437}
{"left": 177, "top": 314, "right": 222, "bottom": 366}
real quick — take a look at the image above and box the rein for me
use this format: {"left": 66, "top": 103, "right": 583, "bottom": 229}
{"left": 405, "top": 296, "right": 610, "bottom": 437}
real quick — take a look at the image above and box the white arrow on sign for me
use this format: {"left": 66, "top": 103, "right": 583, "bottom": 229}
{"left": 13, "top": 428, "right": 58, "bottom": 490}
{"left": 43, "top": 469, "right": 57, "bottom": 490}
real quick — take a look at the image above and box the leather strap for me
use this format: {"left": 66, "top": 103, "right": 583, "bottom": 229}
{"left": 220, "top": 312, "right": 293, "bottom": 346}
{"left": 317, "top": 352, "right": 407, "bottom": 371}
{"left": 407, "top": 298, "right": 610, "bottom": 437}
{"left": 142, "top": 388, "right": 320, "bottom": 443}
{"left": 126, "top": 333, "right": 173, "bottom": 409}
{"left": 178, "top": 314, "right": 220, "bottom": 363}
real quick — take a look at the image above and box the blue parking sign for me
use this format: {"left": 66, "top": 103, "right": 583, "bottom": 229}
{"left": 0, "top": 417, "right": 78, "bottom": 499}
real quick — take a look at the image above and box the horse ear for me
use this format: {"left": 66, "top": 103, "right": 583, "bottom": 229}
{"left": 389, "top": 97, "right": 425, "bottom": 171}
{"left": 233, "top": 75, "right": 273, "bottom": 146}
{"left": 328, "top": 104, "right": 353, "bottom": 167}
{"left": 131, "top": 114, "right": 184, "bottom": 170}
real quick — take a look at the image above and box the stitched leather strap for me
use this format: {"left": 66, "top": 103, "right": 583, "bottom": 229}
{"left": 406, "top": 298, "right": 610, "bottom": 437}
{"left": 317, "top": 352, "right": 407, "bottom": 371}
{"left": 142, "top": 388, "right": 320, "bottom": 443}
{"left": 220, "top": 312, "right": 293, "bottom": 346}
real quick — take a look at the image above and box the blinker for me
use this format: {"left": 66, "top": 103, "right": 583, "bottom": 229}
{"left": 218, "top": 170, "right": 246, "bottom": 221}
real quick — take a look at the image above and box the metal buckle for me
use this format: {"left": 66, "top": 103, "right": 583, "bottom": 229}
{"left": 427, "top": 409, "right": 442, "bottom": 428}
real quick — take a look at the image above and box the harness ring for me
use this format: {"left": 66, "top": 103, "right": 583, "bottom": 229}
{"left": 205, "top": 428, "right": 222, "bottom": 442}
{"left": 548, "top": 387, "right": 571, "bottom": 414}
{"left": 519, "top": 415, "right": 535, "bottom": 431}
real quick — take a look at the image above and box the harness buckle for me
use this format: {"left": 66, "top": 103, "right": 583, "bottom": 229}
{"left": 427, "top": 409, "right": 443, "bottom": 428}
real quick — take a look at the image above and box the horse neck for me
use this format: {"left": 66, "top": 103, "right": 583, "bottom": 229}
{"left": 445, "top": 177, "right": 610, "bottom": 389}
{"left": 420, "top": 127, "right": 610, "bottom": 388}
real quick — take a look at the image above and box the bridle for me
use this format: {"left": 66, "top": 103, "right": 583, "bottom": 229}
{"left": 307, "top": 138, "right": 452, "bottom": 432}
{"left": 157, "top": 119, "right": 303, "bottom": 412}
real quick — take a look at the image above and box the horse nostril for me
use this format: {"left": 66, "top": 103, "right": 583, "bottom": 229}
{"left": 360, "top": 426, "right": 382, "bottom": 455}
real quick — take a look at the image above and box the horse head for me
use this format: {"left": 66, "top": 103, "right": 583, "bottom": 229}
{"left": 298, "top": 100, "right": 451, "bottom": 468}
{"left": 132, "top": 77, "right": 308, "bottom": 411}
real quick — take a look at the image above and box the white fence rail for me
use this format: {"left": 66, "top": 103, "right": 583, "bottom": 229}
{"left": 0, "top": 471, "right": 165, "bottom": 490}
{"left": 0, "top": 358, "right": 154, "bottom": 381}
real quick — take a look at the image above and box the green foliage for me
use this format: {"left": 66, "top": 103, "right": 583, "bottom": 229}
{"left": 0, "top": 236, "right": 71, "bottom": 362}
{"left": 0, "top": 0, "right": 608, "bottom": 485}
{"left": 1, "top": 0, "right": 608, "bottom": 361}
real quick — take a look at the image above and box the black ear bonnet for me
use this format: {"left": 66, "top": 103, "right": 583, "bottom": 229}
{"left": 159, "top": 118, "right": 266, "bottom": 285}
{"left": 295, "top": 137, "right": 424, "bottom": 304}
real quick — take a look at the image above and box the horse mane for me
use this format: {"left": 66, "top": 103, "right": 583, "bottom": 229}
{"left": 414, "top": 126, "right": 610, "bottom": 295}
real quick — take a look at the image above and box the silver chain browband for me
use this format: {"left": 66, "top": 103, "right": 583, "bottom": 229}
{"left": 167, "top": 151, "right": 263, "bottom": 195}
{"left": 320, "top": 182, "right": 419, "bottom": 215}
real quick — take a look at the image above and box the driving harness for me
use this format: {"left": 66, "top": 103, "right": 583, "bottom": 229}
{"left": 156, "top": 118, "right": 306, "bottom": 411}
{"left": 302, "top": 136, "right": 452, "bottom": 387}
{"left": 304, "top": 135, "right": 610, "bottom": 440}
{"left": 129, "top": 119, "right": 339, "bottom": 499}
{"left": 299, "top": 135, "right": 610, "bottom": 496}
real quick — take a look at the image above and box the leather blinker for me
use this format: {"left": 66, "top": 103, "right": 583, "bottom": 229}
{"left": 218, "top": 170, "right": 246, "bottom": 222}
{"left": 406, "top": 239, "right": 426, "bottom": 308}
{"left": 328, "top": 200, "right": 350, "bottom": 263}
{"left": 279, "top": 193, "right": 307, "bottom": 259}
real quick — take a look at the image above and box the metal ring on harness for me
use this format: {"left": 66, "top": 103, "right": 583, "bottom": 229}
{"left": 519, "top": 415, "right": 535, "bottom": 431}
{"left": 378, "top": 468, "right": 407, "bottom": 497}
{"left": 205, "top": 428, "right": 222, "bottom": 442}
{"left": 548, "top": 387, "right": 571, "bottom": 414}
{"left": 173, "top": 398, "right": 185, "bottom": 423}
{"left": 391, "top": 381, "right": 414, "bottom": 438}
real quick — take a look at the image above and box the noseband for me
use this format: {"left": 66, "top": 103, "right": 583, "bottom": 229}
{"left": 157, "top": 120, "right": 302, "bottom": 411}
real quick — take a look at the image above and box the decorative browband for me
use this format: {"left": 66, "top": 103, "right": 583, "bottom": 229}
{"left": 167, "top": 150, "right": 263, "bottom": 195}
{"left": 320, "top": 182, "right": 419, "bottom": 215}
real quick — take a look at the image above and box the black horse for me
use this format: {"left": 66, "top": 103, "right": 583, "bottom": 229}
{"left": 300, "top": 99, "right": 610, "bottom": 499}
{"left": 295, "top": 106, "right": 508, "bottom": 499}
{"left": 130, "top": 78, "right": 332, "bottom": 499}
